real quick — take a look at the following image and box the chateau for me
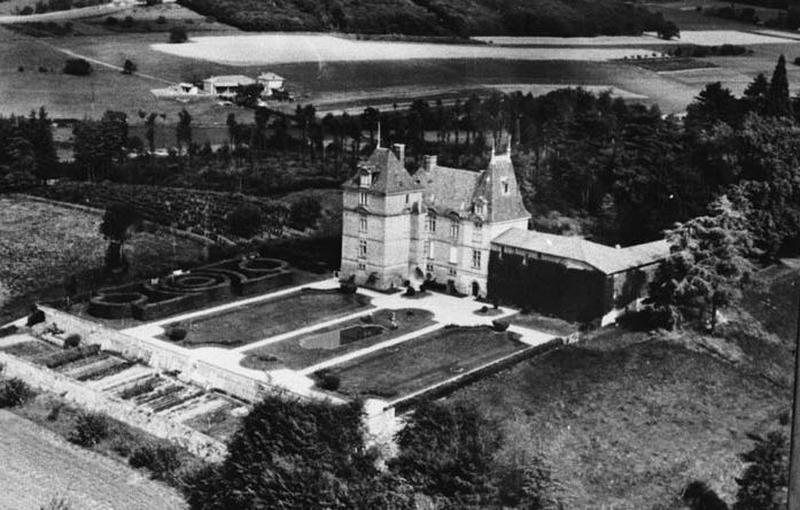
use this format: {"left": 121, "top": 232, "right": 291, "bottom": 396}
{"left": 340, "top": 140, "right": 529, "bottom": 297}
{"left": 340, "top": 140, "right": 670, "bottom": 324}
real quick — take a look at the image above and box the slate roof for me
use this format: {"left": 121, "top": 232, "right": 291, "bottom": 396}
{"left": 203, "top": 75, "right": 255, "bottom": 87}
{"left": 258, "top": 72, "right": 285, "bottom": 81}
{"left": 343, "top": 147, "right": 422, "bottom": 194}
{"left": 492, "top": 228, "right": 669, "bottom": 274}
{"left": 414, "top": 164, "right": 481, "bottom": 216}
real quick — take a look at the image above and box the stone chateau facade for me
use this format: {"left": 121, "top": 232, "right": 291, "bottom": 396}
{"left": 340, "top": 140, "right": 530, "bottom": 297}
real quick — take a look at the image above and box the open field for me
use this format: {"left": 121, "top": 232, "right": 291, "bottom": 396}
{"left": 474, "top": 29, "right": 800, "bottom": 46}
{"left": 0, "top": 409, "right": 187, "bottom": 510}
{"left": 164, "top": 290, "right": 374, "bottom": 348}
{"left": 0, "top": 195, "right": 207, "bottom": 324}
{"left": 151, "top": 33, "right": 665, "bottom": 65}
{"left": 241, "top": 307, "right": 435, "bottom": 370}
{"left": 326, "top": 326, "right": 527, "bottom": 399}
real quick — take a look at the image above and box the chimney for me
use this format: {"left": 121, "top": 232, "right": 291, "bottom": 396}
{"left": 392, "top": 143, "right": 405, "bottom": 163}
{"left": 422, "top": 155, "right": 438, "bottom": 171}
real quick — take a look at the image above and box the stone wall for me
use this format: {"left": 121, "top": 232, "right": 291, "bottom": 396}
{"left": 0, "top": 351, "right": 227, "bottom": 462}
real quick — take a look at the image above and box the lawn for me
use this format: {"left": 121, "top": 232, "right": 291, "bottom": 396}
{"left": 325, "top": 326, "right": 526, "bottom": 399}
{"left": 240, "top": 308, "right": 435, "bottom": 370}
{"left": 165, "top": 289, "right": 373, "bottom": 348}
{"left": 0, "top": 196, "right": 207, "bottom": 324}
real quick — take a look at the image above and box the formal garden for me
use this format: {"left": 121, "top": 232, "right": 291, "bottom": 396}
{"left": 316, "top": 325, "right": 528, "bottom": 400}
{"left": 159, "top": 288, "right": 373, "bottom": 348}
{"left": 239, "top": 308, "right": 435, "bottom": 370}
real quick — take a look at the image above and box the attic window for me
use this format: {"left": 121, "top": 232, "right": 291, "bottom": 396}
{"left": 359, "top": 173, "right": 371, "bottom": 188}
{"left": 501, "top": 178, "right": 510, "bottom": 195}
{"left": 474, "top": 202, "right": 486, "bottom": 216}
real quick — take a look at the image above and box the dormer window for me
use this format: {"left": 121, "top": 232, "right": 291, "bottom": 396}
{"left": 450, "top": 221, "right": 459, "bottom": 240}
{"left": 474, "top": 201, "right": 486, "bottom": 216}
{"left": 359, "top": 172, "right": 371, "bottom": 188}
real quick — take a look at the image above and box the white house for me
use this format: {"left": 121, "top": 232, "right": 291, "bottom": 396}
{"left": 257, "top": 72, "right": 286, "bottom": 97}
{"left": 202, "top": 75, "right": 256, "bottom": 98}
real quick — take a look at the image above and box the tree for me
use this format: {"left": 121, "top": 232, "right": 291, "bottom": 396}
{"left": 169, "top": 26, "right": 188, "bottom": 43}
{"left": 122, "top": 59, "right": 136, "bottom": 75}
{"left": 765, "top": 54, "right": 792, "bottom": 118}
{"left": 734, "top": 432, "right": 788, "bottom": 510}
{"left": 288, "top": 196, "right": 322, "bottom": 231}
{"left": 99, "top": 202, "right": 140, "bottom": 271}
{"left": 63, "top": 58, "right": 92, "bottom": 76}
{"left": 176, "top": 108, "right": 192, "bottom": 156}
{"left": 390, "top": 401, "right": 501, "bottom": 507}
{"left": 227, "top": 203, "right": 263, "bottom": 238}
{"left": 181, "top": 396, "right": 413, "bottom": 510}
{"left": 649, "top": 195, "right": 756, "bottom": 331}
{"left": 657, "top": 20, "right": 680, "bottom": 40}
{"left": 683, "top": 481, "right": 729, "bottom": 510}
{"left": 73, "top": 110, "right": 128, "bottom": 181}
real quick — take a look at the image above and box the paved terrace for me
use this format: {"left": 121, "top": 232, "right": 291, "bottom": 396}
{"left": 121, "top": 279, "right": 558, "bottom": 399}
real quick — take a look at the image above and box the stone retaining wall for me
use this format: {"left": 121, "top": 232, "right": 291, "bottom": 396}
{"left": 0, "top": 351, "right": 227, "bottom": 462}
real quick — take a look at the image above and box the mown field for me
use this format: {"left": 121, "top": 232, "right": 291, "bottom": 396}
{"left": 0, "top": 409, "right": 187, "bottom": 509}
{"left": 450, "top": 264, "right": 799, "bottom": 509}
{"left": 0, "top": 196, "right": 207, "bottom": 324}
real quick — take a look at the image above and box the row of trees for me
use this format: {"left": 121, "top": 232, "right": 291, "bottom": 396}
{"left": 0, "top": 108, "right": 58, "bottom": 190}
{"left": 181, "top": 397, "right": 560, "bottom": 509}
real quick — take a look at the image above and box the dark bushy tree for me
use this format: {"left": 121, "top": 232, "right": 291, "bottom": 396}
{"left": 100, "top": 202, "right": 140, "bottom": 271}
{"left": 169, "top": 26, "right": 188, "bottom": 43}
{"left": 63, "top": 58, "right": 92, "bottom": 76}
{"left": 734, "top": 432, "right": 788, "bottom": 510}
{"left": 683, "top": 480, "right": 729, "bottom": 510}
{"left": 227, "top": 203, "right": 263, "bottom": 238}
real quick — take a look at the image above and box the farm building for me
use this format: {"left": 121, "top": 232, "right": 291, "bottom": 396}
{"left": 202, "top": 75, "right": 255, "bottom": 98}
{"left": 340, "top": 140, "right": 669, "bottom": 324}
{"left": 487, "top": 230, "right": 668, "bottom": 325}
{"left": 257, "top": 72, "right": 286, "bottom": 96}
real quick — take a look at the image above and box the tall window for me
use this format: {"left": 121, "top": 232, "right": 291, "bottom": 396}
{"left": 472, "top": 249, "right": 481, "bottom": 269}
{"left": 359, "top": 215, "right": 368, "bottom": 233}
{"left": 426, "top": 215, "right": 436, "bottom": 233}
{"left": 425, "top": 240, "right": 434, "bottom": 259}
{"left": 449, "top": 246, "right": 458, "bottom": 264}
{"left": 359, "top": 192, "right": 369, "bottom": 206}
{"left": 472, "top": 224, "right": 482, "bottom": 243}
{"left": 450, "top": 222, "right": 460, "bottom": 240}
{"left": 501, "top": 178, "right": 510, "bottom": 195}
{"left": 359, "top": 240, "right": 367, "bottom": 258}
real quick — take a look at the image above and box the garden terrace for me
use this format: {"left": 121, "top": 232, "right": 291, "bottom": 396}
{"left": 161, "top": 288, "right": 373, "bottom": 348}
{"left": 88, "top": 257, "right": 293, "bottom": 321}
{"left": 240, "top": 308, "right": 435, "bottom": 370}
{"left": 319, "top": 325, "right": 527, "bottom": 399}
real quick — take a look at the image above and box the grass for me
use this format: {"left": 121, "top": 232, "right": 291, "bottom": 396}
{"left": 0, "top": 196, "right": 208, "bottom": 325}
{"left": 0, "top": 340, "right": 58, "bottom": 358}
{"left": 164, "top": 289, "right": 373, "bottom": 348}
{"left": 240, "top": 307, "right": 435, "bottom": 370}
{"left": 509, "top": 312, "right": 578, "bottom": 336}
{"left": 449, "top": 334, "right": 788, "bottom": 509}
{"left": 625, "top": 57, "right": 718, "bottom": 72}
{"left": 325, "top": 326, "right": 527, "bottom": 399}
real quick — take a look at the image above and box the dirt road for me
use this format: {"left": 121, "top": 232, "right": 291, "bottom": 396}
{"left": 0, "top": 410, "right": 187, "bottom": 510}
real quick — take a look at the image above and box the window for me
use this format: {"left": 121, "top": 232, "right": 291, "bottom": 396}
{"left": 449, "top": 246, "right": 458, "bottom": 264}
{"left": 472, "top": 249, "right": 481, "bottom": 269}
{"left": 426, "top": 263, "right": 434, "bottom": 273}
{"left": 474, "top": 202, "right": 485, "bottom": 216}
{"left": 426, "top": 215, "right": 436, "bottom": 233}
{"left": 472, "top": 224, "right": 482, "bottom": 243}
{"left": 359, "top": 240, "right": 367, "bottom": 258}
{"left": 359, "top": 173, "right": 371, "bottom": 188}
{"left": 359, "top": 192, "right": 369, "bottom": 206}
{"left": 405, "top": 194, "right": 410, "bottom": 204}
{"left": 450, "top": 222, "right": 460, "bottom": 240}
{"left": 357, "top": 263, "right": 366, "bottom": 271}
{"left": 499, "top": 246, "right": 505, "bottom": 259}
{"left": 448, "top": 268, "right": 457, "bottom": 277}
{"left": 501, "top": 178, "right": 510, "bottom": 195}
{"left": 359, "top": 215, "right": 368, "bottom": 233}
{"left": 425, "top": 240, "right": 434, "bottom": 259}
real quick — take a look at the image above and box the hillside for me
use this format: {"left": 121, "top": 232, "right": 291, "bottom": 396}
{"left": 450, "top": 264, "right": 799, "bottom": 508}
{"left": 177, "top": 0, "right": 674, "bottom": 37}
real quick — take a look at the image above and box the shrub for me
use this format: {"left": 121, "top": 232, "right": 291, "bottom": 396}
{"left": 46, "top": 402, "right": 63, "bottom": 421}
{"left": 69, "top": 412, "right": 110, "bottom": 447}
{"left": 40, "top": 495, "right": 72, "bottom": 510}
{"left": 166, "top": 326, "right": 187, "bottom": 341}
{"left": 119, "top": 377, "right": 158, "bottom": 399}
{"left": 63, "top": 334, "right": 81, "bottom": 348}
{"left": 339, "top": 281, "right": 358, "bottom": 294}
{"left": 0, "top": 325, "right": 18, "bottom": 338}
{"left": 404, "top": 286, "right": 416, "bottom": 297}
{"left": 104, "top": 16, "right": 117, "bottom": 25}
{"left": 121, "top": 15, "right": 134, "bottom": 28}
{"left": 110, "top": 435, "right": 133, "bottom": 457}
{"left": 617, "top": 306, "right": 673, "bottom": 331}
{"left": 317, "top": 372, "right": 341, "bottom": 391}
{"left": 156, "top": 15, "right": 166, "bottom": 24}
{"left": 169, "top": 26, "right": 188, "bottom": 43}
{"left": 682, "top": 480, "right": 728, "bottom": 510}
{"left": 39, "top": 344, "right": 100, "bottom": 369}
{"left": 27, "top": 308, "right": 45, "bottom": 327}
{"left": 129, "top": 443, "right": 182, "bottom": 479}
{"left": 63, "top": 58, "right": 93, "bottom": 76}
{"left": 492, "top": 319, "right": 510, "bottom": 332}
{"left": 227, "top": 203, "right": 263, "bottom": 238}
{"left": 0, "top": 378, "right": 35, "bottom": 408}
